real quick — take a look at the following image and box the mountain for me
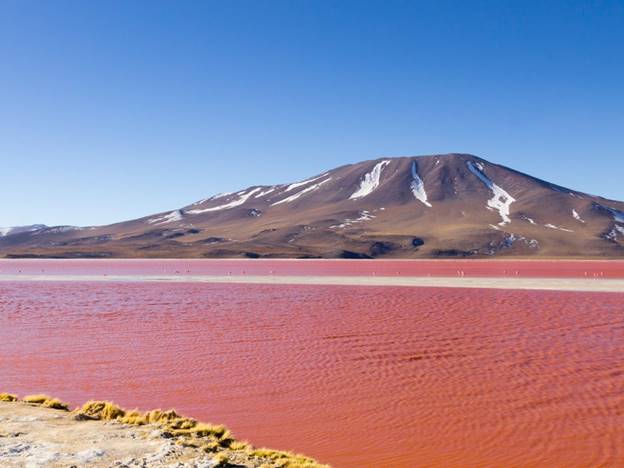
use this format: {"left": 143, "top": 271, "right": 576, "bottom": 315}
{"left": 0, "top": 225, "right": 48, "bottom": 237}
{"left": 2, "top": 154, "right": 623, "bottom": 258}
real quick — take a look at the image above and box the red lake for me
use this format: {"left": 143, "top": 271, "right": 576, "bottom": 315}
{"left": 1, "top": 260, "right": 623, "bottom": 467}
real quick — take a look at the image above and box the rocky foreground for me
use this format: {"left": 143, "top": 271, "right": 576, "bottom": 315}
{"left": 0, "top": 394, "right": 327, "bottom": 467}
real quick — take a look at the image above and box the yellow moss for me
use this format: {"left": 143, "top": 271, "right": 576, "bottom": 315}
{"left": 77, "top": 400, "right": 125, "bottom": 420}
{"left": 213, "top": 452, "right": 230, "bottom": 466}
{"left": 195, "top": 423, "right": 228, "bottom": 438}
{"left": 0, "top": 393, "right": 18, "bottom": 402}
{"left": 23, "top": 394, "right": 69, "bottom": 411}
{"left": 180, "top": 419, "right": 197, "bottom": 429}
{"left": 171, "top": 422, "right": 230, "bottom": 440}
{"left": 22, "top": 394, "right": 50, "bottom": 404}
{"left": 180, "top": 439, "right": 200, "bottom": 449}
{"left": 43, "top": 399, "right": 69, "bottom": 411}
{"left": 229, "top": 440, "right": 250, "bottom": 450}
{"left": 119, "top": 409, "right": 147, "bottom": 425}
{"left": 201, "top": 440, "right": 221, "bottom": 452}
{"left": 144, "top": 408, "right": 180, "bottom": 424}
{"left": 168, "top": 416, "right": 197, "bottom": 430}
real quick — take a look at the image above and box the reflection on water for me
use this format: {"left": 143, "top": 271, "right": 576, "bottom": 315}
{"left": 1, "top": 277, "right": 623, "bottom": 467}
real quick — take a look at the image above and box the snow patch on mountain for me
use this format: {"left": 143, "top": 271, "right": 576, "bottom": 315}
{"left": 482, "top": 232, "right": 539, "bottom": 255}
{"left": 410, "top": 161, "right": 432, "bottom": 207}
{"left": 601, "top": 205, "right": 624, "bottom": 242}
{"left": 254, "top": 187, "right": 277, "bottom": 198}
{"left": 272, "top": 178, "right": 332, "bottom": 206}
{"left": 284, "top": 173, "right": 329, "bottom": 193}
{"left": 572, "top": 209, "right": 585, "bottom": 223}
{"left": 544, "top": 223, "right": 574, "bottom": 233}
{"left": 467, "top": 161, "right": 515, "bottom": 225}
{"left": 191, "top": 192, "right": 234, "bottom": 206}
{"left": 349, "top": 160, "right": 390, "bottom": 200}
{"left": 604, "top": 225, "right": 624, "bottom": 242}
{"left": 0, "top": 225, "right": 47, "bottom": 237}
{"left": 330, "top": 210, "right": 375, "bottom": 229}
{"left": 215, "top": 191, "right": 234, "bottom": 199}
{"left": 593, "top": 204, "right": 624, "bottom": 243}
{"left": 359, "top": 211, "right": 374, "bottom": 221}
{"left": 187, "top": 188, "right": 262, "bottom": 214}
{"left": 147, "top": 210, "right": 183, "bottom": 225}
{"left": 31, "top": 226, "right": 83, "bottom": 235}
{"left": 604, "top": 205, "right": 624, "bottom": 223}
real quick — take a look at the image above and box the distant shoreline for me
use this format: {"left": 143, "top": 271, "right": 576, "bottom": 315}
{"left": 1, "top": 273, "right": 623, "bottom": 293}
{"left": 2, "top": 257, "right": 624, "bottom": 261}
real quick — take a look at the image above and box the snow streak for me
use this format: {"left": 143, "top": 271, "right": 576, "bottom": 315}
{"left": 410, "top": 161, "right": 432, "bottom": 207}
{"left": 349, "top": 161, "right": 390, "bottom": 200}
{"left": 271, "top": 178, "right": 332, "bottom": 206}
{"left": 147, "top": 210, "right": 183, "bottom": 225}
{"left": 187, "top": 188, "right": 263, "bottom": 214}
{"left": 467, "top": 161, "right": 515, "bottom": 226}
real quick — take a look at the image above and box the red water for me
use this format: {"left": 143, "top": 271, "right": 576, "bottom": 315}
{"left": 1, "top": 258, "right": 623, "bottom": 278}
{"left": 1, "top": 261, "right": 624, "bottom": 467}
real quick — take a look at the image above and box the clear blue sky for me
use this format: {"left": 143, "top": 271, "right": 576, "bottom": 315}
{"left": 1, "top": 0, "right": 623, "bottom": 227}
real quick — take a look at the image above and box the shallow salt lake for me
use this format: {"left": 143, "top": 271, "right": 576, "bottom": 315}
{"left": 1, "top": 260, "right": 623, "bottom": 467}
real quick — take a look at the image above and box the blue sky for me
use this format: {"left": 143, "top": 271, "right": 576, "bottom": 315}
{"left": 1, "top": 0, "right": 623, "bottom": 226}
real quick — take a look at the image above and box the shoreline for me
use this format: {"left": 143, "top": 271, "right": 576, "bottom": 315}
{"left": 0, "top": 273, "right": 623, "bottom": 292}
{"left": 1, "top": 257, "right": 624, "bottom": 262}
{"left": 0, "top": 394, "right": 327, "bottom": 468}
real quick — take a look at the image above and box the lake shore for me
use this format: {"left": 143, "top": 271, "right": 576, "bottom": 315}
{"left": 0, "top": 396, "right": 326, "bottom": 467}
{"left": 0, "top": 273, "right": 623, "bottom": 292}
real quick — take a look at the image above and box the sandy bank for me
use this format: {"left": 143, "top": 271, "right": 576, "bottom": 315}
{"left": 0, "top": 396, "right": 326, "bottom": 467}
{"left": 0, "top": 273, "right": 623, "bottom": 292}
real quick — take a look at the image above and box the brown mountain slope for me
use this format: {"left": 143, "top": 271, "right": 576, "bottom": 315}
{"left": 2, "top": 154, "right": 623, "bottom": 258}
